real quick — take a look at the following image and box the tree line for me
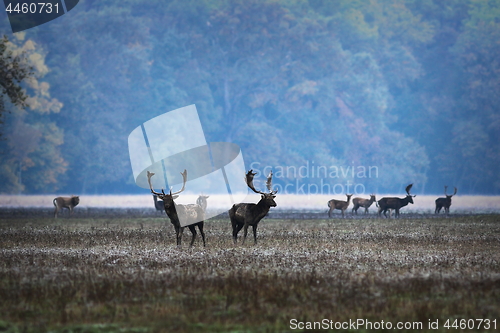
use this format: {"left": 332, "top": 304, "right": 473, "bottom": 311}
{"left": 1, "top": 0, "right": 499, "bottom": 194}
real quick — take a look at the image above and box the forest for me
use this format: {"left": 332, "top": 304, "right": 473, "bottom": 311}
{"left": 0, "top": 0, "right": 499, "bottom": 195}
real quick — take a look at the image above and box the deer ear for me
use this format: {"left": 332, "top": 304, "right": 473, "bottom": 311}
{"left": 261, "top": 194, "right": 265, "bottom": 199}
{"left": 172, "top": 195, "right": 179, "bottom": 200}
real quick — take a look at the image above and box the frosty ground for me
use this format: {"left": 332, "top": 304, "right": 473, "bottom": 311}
{"left": 0, "top": 213, "right": 499, "bottom": 333}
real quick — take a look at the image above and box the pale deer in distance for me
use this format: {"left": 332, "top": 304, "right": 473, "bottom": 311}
{"left": 435, "top": 186, "right": 457, "bottom": 214}
{"left": 377, "top": 184, "right": 415, "bottom": 218}
{"left": 147, "top": 170, "right": 206, "bottom": 247}
{"left": 152, "top": 194, "right": 164, "bottom": 212}
{"left": 53, "top": 196, "right": 80, "bottom": 218}
{"left": 352, "top": 194, "right": 376, "bottom": 215}
{"left": 327, "top": 194, "right": 353, "bottom": 218}
{"left": 229, "top": 170, "right": 278, "bottom": 245}
{"left": 196, "top": 195, "right": 209, "bottom": 213}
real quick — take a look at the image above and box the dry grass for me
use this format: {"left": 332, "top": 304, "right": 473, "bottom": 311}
{"left": 0, "top": 215, "right": 499, "bottom": 332}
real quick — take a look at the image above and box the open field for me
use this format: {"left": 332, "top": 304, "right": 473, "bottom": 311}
{"left": 1, "top": 214, "right": 499, "bottom": 332}
{"left": 1, "top": 194, "right": 500, "bottom": 213}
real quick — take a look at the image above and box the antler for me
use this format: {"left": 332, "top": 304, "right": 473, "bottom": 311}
{"left": 405, "top": 184, "right": 415, "bottom": 197}
{"left": 444, "top": 186, "right": 457, "bottom": 197}
{"left": 245, "top": 170, "right": 265, "bottom": 194}
{"left": 147, "top": 171, "right": 163, "bottom": 196}
{"left": 147, "top": 170, "right": 187, "bottom": 197}
{"left": 245, "top": 170, "right": 278, "bottom": 195}
{"left": 170, "top": 169, "right": 188, "bottom": 196}
{"left": 266, "top": 171, "right": 278, "bottom": 194}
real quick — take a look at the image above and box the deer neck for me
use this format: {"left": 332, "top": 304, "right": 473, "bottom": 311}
{"left": 254, "top": 198, "right": 272, "bottom": 216}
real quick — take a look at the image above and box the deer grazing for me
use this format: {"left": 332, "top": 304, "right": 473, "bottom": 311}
{"left": 377, "top": 184, "right": 415, "bottom": 218}
{"left": 229, "top": 170, "right": 277, "bottom": 245}
{"left": 147, "top": 170, "right": 206, "bottom": 247}
{"left": 53, "top": 196, "right": 80, "bottom": 218}
{"left": 152, "top": 195, "right": 164, "bottom": 212}
{"left": 327, "top": 194, "right": 353, "bottom": 218}
{"left": 352, "top": 194, "right": 376, "bottom": 215}
{"left": 435, "top": 186, "right": 457, "bottom": 214}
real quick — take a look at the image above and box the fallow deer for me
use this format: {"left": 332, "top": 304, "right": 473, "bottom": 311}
{"left": 152, "top": 195, "right": 164, "bottom": 212}
{"left": 196, "top": 195, "right": 209, "bottom": 213}
{"left": 352, "top": 194, "right": 376, "bottom": 214}
{"left": 377, "top": 184, "right": 415, "bottom": 218}
{"left": 147, "top": 170, "right": 205, "bottom": 247}
{"left": 53, "top": 196, "right": 80, "bottom": 218}
{"left": 435, "top": 186, "right": 457, "bottom": 214}
{"left": 327, "top": 194, "right": 353, "bottom": 218}
{"left": 229, "top": 170, "right": 277, "bottom": 245}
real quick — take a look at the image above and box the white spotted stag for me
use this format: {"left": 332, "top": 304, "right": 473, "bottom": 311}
{"left": 377, "top": 184, "right": 415, "bottom": 218}
{"left": 229, "top": 170, "right": 278, "bottom": 245}
{"left": 327, "top": 194, "right": 353, "bottom": 218}
{"left": 435, "top": 186, "right": 457, "bottom": 214}
{"left": 147, "top": 170, "right": 206, "bottom": 247}
{"left": 352, "top": 194, "right": 376, "bottom": 215}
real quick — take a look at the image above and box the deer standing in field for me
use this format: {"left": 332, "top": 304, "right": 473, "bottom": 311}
{"left": 152, "top": 195, "right": 164, "bottom": 212}
{"left": 53, "top": 196, "right": 80, "bottom": 218}
{"left": 352, "top": 194, "right": 376, "bottom": 215}
{"left": 377, "top": 184, "right": 415, "bottom": 218}
{"left": 327, "top": 194, "right": 353, "bottom": 218}
{"left": 229, "top": 170, "right": 277, "bottom": 245}
{"left": 196, "top": 195, "right": 209, "bottom": 213}
{"left": 435, "top": 186, "right": 457, "bottom": 214}
{"left": 147, "top": 170, "right": 206, "bottom": 247}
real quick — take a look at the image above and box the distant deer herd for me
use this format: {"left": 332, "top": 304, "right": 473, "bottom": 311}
{"left": 53, "top": 169, "right": 459, "bottom": 247}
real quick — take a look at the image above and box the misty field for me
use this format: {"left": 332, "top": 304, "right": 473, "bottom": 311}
{"left": 0, "top": 214, "right": 499, "bottom": 333}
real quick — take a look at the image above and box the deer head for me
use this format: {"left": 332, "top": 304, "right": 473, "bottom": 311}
{"left": 245, "top": 169, "right": 278, "bottom": 207}
{"left": 444, "top": 185, "right": 457, "bottom": 198}
{"left": 147, "top": 170, "right": 187, "bottom": 209}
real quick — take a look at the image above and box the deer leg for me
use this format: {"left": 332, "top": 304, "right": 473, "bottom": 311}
{"left": 242, "top": 224, "right": 250, "bottom": 245}
{"left": 198, "top": 223, "right": 206, "bottom": 247}
{"left": 188, "top": 225, "right": 197, "bottom": 247}
{"left": 383, "top": 209, "right": 388, "bottom": 218}
{"left": 252, "top": 224, "right": 258, "bottom": 245}
{"left": 395, "top": 209, "right": 400, "bottom": 218}
{"left": 176, "top": 226, "right": 184, "bottom": 247}
{"left": 233, "top": 222, "right": 244, "bottom": 244}
{"left": 328, "top": 207, "right": 333, "bottom": 218}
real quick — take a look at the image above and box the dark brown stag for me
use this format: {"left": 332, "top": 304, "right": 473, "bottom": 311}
{"left": 377, "top": 184, "right": 415, "bottom": 218}
{"left": 229, "top": 170, "right": 277, "bottom": 245}
{"left": 147, "top": 170, "right": 206, "bottom": 247}
{"left": 435, "top": 186, "right": 457, "bottom": 214}
{"left": 327, "top": 194, "right": 353, "bottom": 218}
{"left": 352, "top": 194, "right": 376, "bottom": 214}
{"left": 53, "top": 196, "right": 80, "bottom": 218}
